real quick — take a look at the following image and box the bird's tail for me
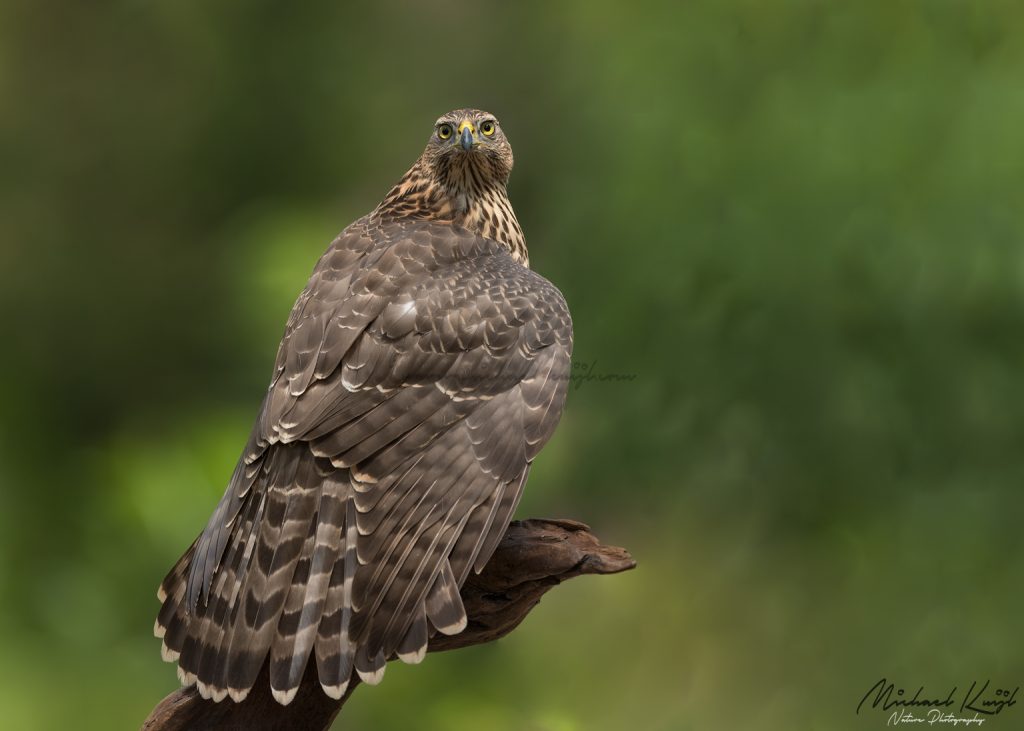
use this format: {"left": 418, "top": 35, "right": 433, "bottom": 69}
{"left": 154, "top": 537, "right": 197, "bottom": 672}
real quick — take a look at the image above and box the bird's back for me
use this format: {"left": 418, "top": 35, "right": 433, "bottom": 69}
{"left": 157, "top": 215, "right": 572, "bottom": 704}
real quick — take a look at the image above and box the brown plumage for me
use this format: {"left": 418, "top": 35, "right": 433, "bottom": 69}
{"left": 154, "top": 109, "right": 573, "bottom": 704}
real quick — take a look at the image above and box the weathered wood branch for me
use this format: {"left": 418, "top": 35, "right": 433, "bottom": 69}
{"left": 142, "top": 518, "right": 635, "bottom": 731}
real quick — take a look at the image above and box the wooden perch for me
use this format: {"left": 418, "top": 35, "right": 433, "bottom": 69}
{"left": 142, "top": 518, "right": 635, "bottom": 731}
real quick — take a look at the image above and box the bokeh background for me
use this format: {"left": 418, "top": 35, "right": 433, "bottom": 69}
{"left": 2, "top": 2, "right": 1023, "bottom": 729}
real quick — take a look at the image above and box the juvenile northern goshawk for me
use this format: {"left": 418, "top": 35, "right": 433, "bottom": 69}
{"left": 155, "top": 109, "right": 573, "bottom": 704}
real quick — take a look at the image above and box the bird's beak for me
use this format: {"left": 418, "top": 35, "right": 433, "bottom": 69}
{"left": 458, "top": 121, "right": 476, "bottom": 151}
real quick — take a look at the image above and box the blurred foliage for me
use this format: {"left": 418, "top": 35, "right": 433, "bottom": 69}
{"left": 2, "top": 1, "right": 1024, "bottom": 729}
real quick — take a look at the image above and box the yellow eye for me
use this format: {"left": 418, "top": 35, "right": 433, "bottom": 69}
{"left": 480, "top": 120, "right": 495, "bottom": 136}
{"left": 438, "top": 123, "right": 453, "bottom": 140}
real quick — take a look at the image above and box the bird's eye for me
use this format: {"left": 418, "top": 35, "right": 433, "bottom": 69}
{"left": 437, "top": 123, "right": 453, "bottom": 140}
{"left": 480, "top": 120, "right": 495, "bottom": 136}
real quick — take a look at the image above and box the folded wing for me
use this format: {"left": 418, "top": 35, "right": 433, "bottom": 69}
{"left": 156, "top": 218, "right": 572, "bottom": 704}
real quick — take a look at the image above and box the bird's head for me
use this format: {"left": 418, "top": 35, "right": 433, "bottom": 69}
{"left": 377, "top": 108, "right": 527, "bottom": 262}
{"left": 421, "top": 108, "right": 514, "bottom": 188}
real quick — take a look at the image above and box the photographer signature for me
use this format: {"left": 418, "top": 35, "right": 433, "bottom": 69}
{"left": 857, "top": 679, "right": 1017, "bottom": 724}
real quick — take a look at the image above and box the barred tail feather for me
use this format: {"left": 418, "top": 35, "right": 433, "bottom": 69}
{"left": 269, "top": 474, "right": 350, "bottom": 704}
{"left": 315, "top": 497, "right": 359, "bottom": 698}
{"left": 155, "top": 538, "right": 197, "bottom": 661}
{"left": 218, "top": 447, "right": 321, "bottom": 701}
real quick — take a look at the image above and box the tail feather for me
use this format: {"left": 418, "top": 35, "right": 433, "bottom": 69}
{"left": 205, "top": 483, "right": 267, "bottom": 695}
{"left": 424, "top": 560, "right": 466, "bottom": 635}
{"left": 191, "top": 483, "right": 267, "bottom": 701}
{"left": 269, "top": 473, "right": 349, "bottom": 704}
{"left": 155, "top": 539, "right": 197, "bottom": 660}
{"left": 314, "top": 497, "right": 359, "bottom": 698}
{"left": 218, "top": 446, "right": 321, "bottom": 700}
{"left": 396, "top": 609, "right": 428, "bottom": 664}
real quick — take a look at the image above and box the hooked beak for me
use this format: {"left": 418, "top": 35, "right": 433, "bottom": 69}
{"left": 457, "top": 120, "right": 477, "bottom": 151}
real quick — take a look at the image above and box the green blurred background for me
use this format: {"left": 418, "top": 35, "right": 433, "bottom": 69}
{"left": 2, "top": 1, "right": 1023, "bottom": 729}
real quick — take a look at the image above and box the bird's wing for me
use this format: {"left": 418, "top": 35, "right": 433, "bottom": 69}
{"left": 156, "top": 218, "right": 572, "bottom": 703}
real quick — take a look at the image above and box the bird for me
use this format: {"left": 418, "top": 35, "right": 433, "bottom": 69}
{"left": 154, "top": 108, "right": 573, "bottom": 705}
